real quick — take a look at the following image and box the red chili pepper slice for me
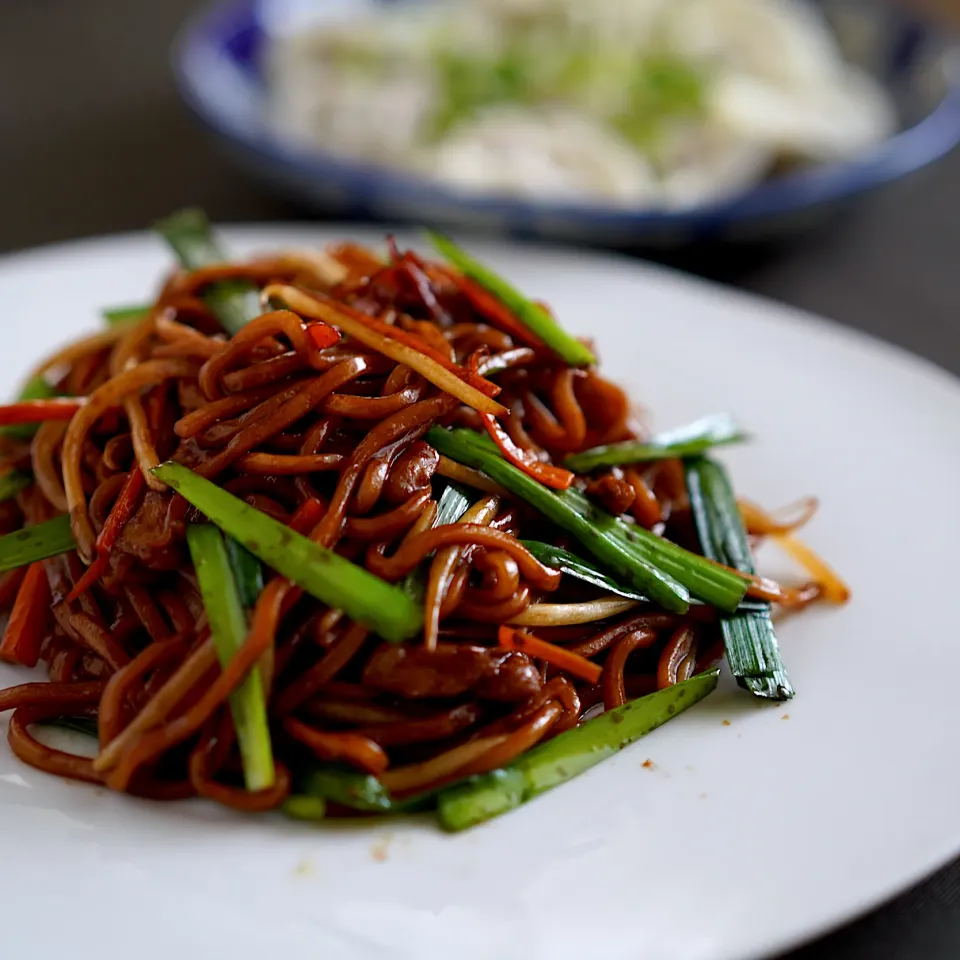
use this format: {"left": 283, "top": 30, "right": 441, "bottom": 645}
{"left": 0, "top": 398, "right": 85, "bottom": 425}
{"left": 481, "top": 414, "right": 574, "bottom": 491}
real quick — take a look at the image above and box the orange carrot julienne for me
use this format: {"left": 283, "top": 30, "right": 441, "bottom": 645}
{"left": 302, "top": 291, "right": 501, "bottom": 399}
{"left": 0, "top": 399, "right": 85, "bottom": 425}
{"left": 305, "top": 320, "right": 341, "bottom": 350}
{"left": 498, "top": 625, "right": 602, "bottom": 685}
{"left": 1, "top": 562, "right": 51, "bottom": 667}
{"left": 482, "top": 414, "right": 575, "bottom": 491}
{"left": 67, "top": 469, "right": 145, "bottom": 602}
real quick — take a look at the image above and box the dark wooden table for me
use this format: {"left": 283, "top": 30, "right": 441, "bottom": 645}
{"left": 2, "top": 2, "right": 959, "bottom": 957}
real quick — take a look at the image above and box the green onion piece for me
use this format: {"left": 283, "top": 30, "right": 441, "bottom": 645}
{"left": 41, "top": 717, "right": 98, "bottom": 737}
{"left": 186, "top": 524, "right": 275, "bottom": 791}
{"left": 427, "top": 427, "right": 689, "bottom": 612}
{"left": 154, "top": 208, "right": 260, "bottom": 336}
{"left": 155, "top": 462, "right": 422, "bottom": 643}
{"left": 224, "top": 536, "right": 264, "bottom": 610}
{"left": 439, "top": 668, "right": 719, "bottom": 831}
{"left": 282, "top": 795, "right": 328, "bottom": 821}
{"left": 0, "top": 515, "right": 76, "bottom": 573}
{"left": 686, "top": 458, "right": 793, "bottom": 700}
{"left": 101, "top": 305, "right": 149, "bottom": 328}
{"left": 401, "top": 482, "right": 473, "bottom": 602}
{"left": 1, "top": 375, "right": 58, "bottom": 440}
{"left": 0, "top": 471, "right": 31, "bottom": 504}
{"left": 560, "top": 486, "right": 747, "bottom": 612}
{"left": 426, "top": 232, "right": 596, "bottom": 367}
{"left": 520, "top": 540, "right": 647, "bottom": 601}
{"left": 433, "top": 427, "right": 748, "bottom": 611}
{"left": 564, "top": 414, "right": 746, "bottom": 473}
{"left": 298, "top": 764, "right": 393, "bottom": 812}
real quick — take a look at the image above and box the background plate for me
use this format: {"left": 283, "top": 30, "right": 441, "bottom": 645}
{"left": 0, "top": 227, "right": 958, "bottom": 960}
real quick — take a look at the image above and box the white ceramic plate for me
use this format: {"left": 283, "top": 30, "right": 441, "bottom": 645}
{"left": 0, "top": 228, "right": 958, "bottom": 960}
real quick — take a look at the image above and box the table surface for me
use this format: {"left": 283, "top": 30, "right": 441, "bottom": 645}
{"left": 2, "top": 2, "right": 959, "bottom": 957}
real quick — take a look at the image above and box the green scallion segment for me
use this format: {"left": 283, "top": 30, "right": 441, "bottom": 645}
{"left": 0, "top": 515, "right": 76, "bottom": 573}
{"left": 282, "top": 795, "right": 328, "bottom": 821}
{"left": 686, "top": 458, "right": 793, "bottom": 701}
{"left": 565, "top": 414, "right": 746, "bottom": 473}
{"left": 1, "top": 375, "right": 58, "bottom": 440}
{"left": 154, "top": 208, "right": 260, "bottom": 336}
{"left": 438, "top": 668, "right": 719, "bottom": 831}
{"left": 186, "top": 523, "right": 275, "bottom": 791}
{"left": 224, "top": 536, "right": 264, "bottom": 610}
{"left": 101, "top": 305, "right": 149, "bottom": 328}
{"left": 426, "top": 232, "right": 596, "bottom": 367}
{"left": 520, "top": 540, "right": 647, "bottom": 601}
{"left": 402, "top": 482, "right": 473, "bottom": 602}
{"left": 428, "top": 427, "right": 748, "bottom": 613}
{"left": 154, "top": 462, "right": 422, "bottom": 643}
{"left": 297, "top": 765, "right": 393, "bottom": 812}
{"left": 0, "top": 470, "right": 31, "bottom": 504}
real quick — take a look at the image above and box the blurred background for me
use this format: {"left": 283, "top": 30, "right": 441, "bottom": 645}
{"left": 0, "top": 0, "right": 959, "bottom": 957}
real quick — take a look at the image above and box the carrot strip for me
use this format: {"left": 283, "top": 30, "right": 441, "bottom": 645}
{"left": 305, "top": 320, "right": 341, "bottom": 350}
{"left": 498, "top": 625, "right": 602, "bottom": 685}
{"left": 481, "top": 414, "right": 574, "bottom": 491}
{"left": 0, "top": 562, "right": 51, "bottom": 667}
{"left": 67, "top": 469, "right": 145, "bottom": 602}
{"left": 274, "top": 283, "right": 503, "bottom": 402}
{"left": 446, "top": 271, "right": 545, "bottom": 350}
{"left": 0, "top": 399, "right": 85, "bottom": 425}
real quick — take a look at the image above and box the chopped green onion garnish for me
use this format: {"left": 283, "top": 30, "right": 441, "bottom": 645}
{"left": 154, "top": 208, "right": 260, "bottom": 336}
{"left": 565, "top": 414, "right": 746, "bottom": 473}
{"left": 560, "top": 486, "right": 747, "bottom": 612}
{"left": 429, "top": 427, "right": 750, "bottom": 613}
{"left": 402, "top": 482, "right": 473, "bottom": 603}
{"left": 187, "top": 524, "right": 275, "bottom": 791}
{"left": 686, "top": 458, "right": 793, "bottom": 700}
{"left": 520, "top": 540, "right": 647, "bottom": 601}
{"left": 438, "top": 668, "right": 719, "bottom": 830}
{"left": 1, "top": 375, "right": 58, "bottom": 441}
{"left": 282, "top": 795, "right": 328, "bottom": 821}
{"left": 224, "top": 536, "right": 264, "bottom": 610}
{"left": 154, "top": 462, "right": 422, "bottom": 643}
{"left": 298, "top": 765, "right": 393, "bottom": 812}
{"left": 426, "top": 232, "right": 596, "bottom": 367}
{"left": 101, "top": 305, "right": 149, "bottom": 327}
{"left": 0, "top": 515, "right": 76, "bottom": 573}
{"left": 0, "top": 470, "right": 31, "bottom": 504}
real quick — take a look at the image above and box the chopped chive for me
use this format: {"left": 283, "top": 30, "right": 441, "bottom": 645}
{"left": 154, "top": 208, "right": 260, "bottom": 336}
{"left": 1, "top": 375, "right": 58, "bottom": 441}
{"left": 520, "top": 541, "right": 647, "bottom": 600}
{"left": 427, "top": 427, "right": 747, "bottom": 613}
{"left": 438, "top": 668, "right": 719, "bottom": 830}
{"left": 565, "top": 414, "right": 746, "bottom": 473}
{"left": 426, "top": 232, "right": 596, "bottom": 367}
{"left": 101, "top": 305, "right": 149, "bottom": 328}
{"left": 686, "top": 458, "right": 793, "bottom": 700}
{"left": 401, "top": 482, "right": 473, "bottom": 602}
{"left": 154, "top": 462, "right": 422, "bottom": 643}
{"left": 297, "top": 765, "right": 393, "bottom": 812}
{"left": 224, "top": 536, "right": 264, "bottom": 610}
{"left": 282, "top": 795, "right": 328, "bottom": 821}
{"left": 0, "top": 515, "right": 76, "bottom": 573}
{"left": 0, "top": 470, "right": 31, "bottom": 504}
{"left": 187, "top": 524, "right": 275, "bottom": 791}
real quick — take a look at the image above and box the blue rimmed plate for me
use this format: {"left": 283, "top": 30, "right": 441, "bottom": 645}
{"left": 174, "top": 0, "right": 960, "bottom": 245}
